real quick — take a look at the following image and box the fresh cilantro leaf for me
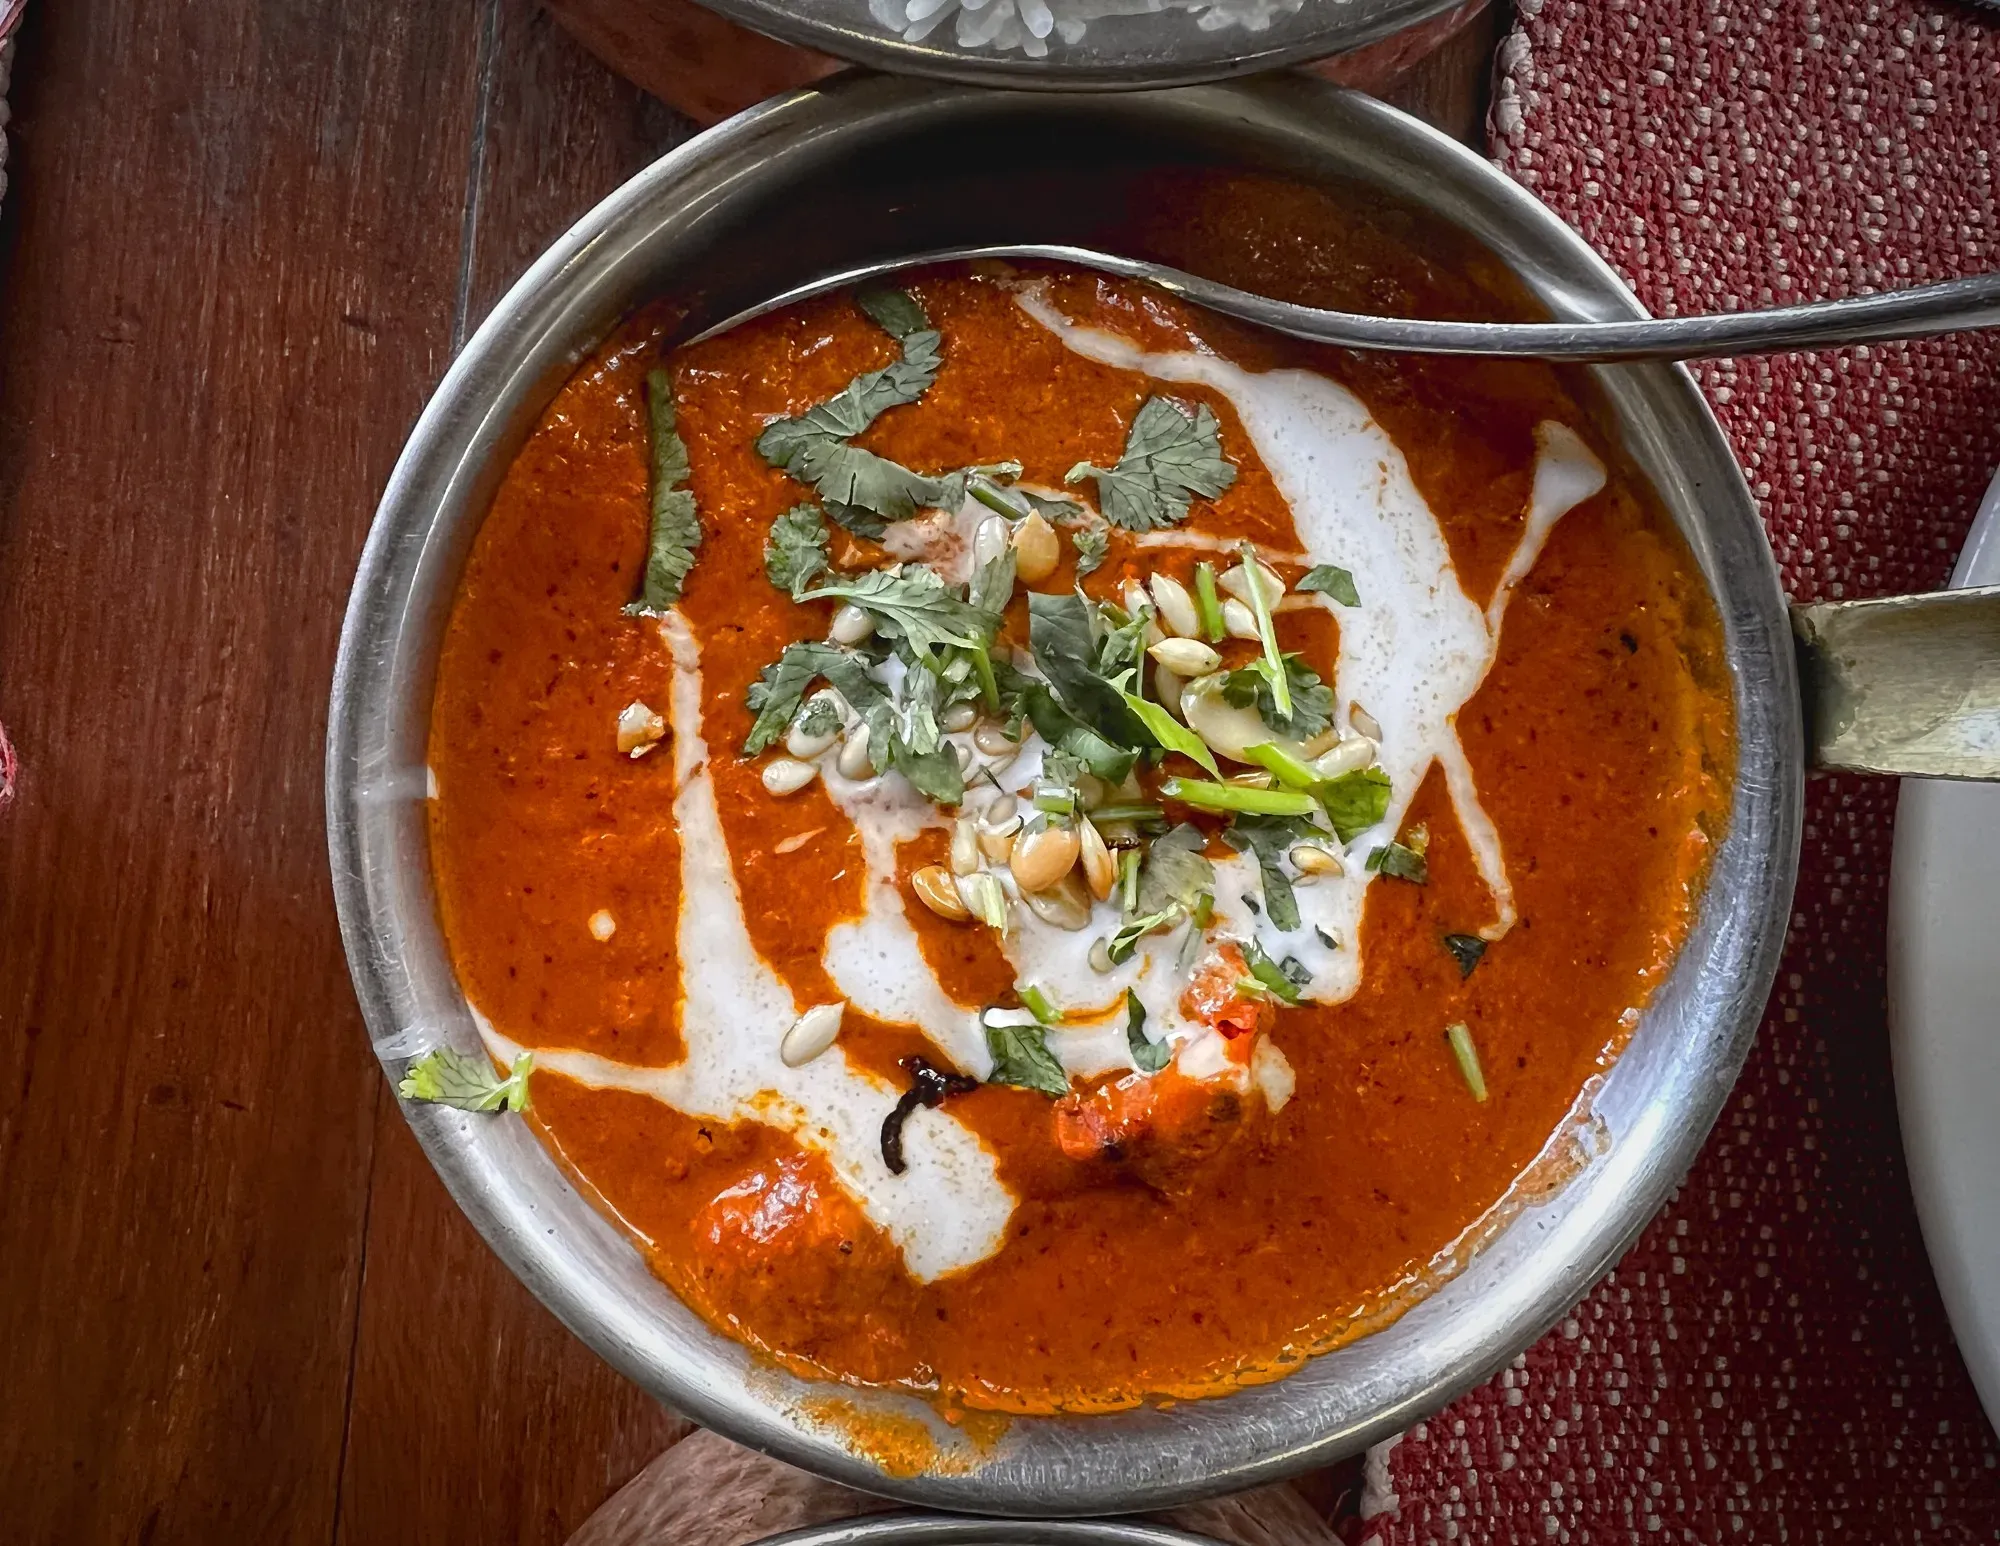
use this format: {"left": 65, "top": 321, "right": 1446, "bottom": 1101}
{"left": 398, "top": 1047, "right": 533, "bottom": 1113}
{"left": 1221, "top": 655, "right": 1334, "bottom": 741}
{"left": 1222, "top": 815, "right": 1314, "bottom": 933}
{"left": 796, "top": 693, "right": 842, "bottom": 738}
{"left": 755, "top": 291, "right": 947, "bottom": 534}
{"left": 757, "top": 299, "right": 941, "bottom": 458}
{"left": 624, "top": 369, "right": 702, "bottom": 616}
{"left": 1242, "top": 940, "right": 1307, "bottom": 1005}
{"left": 1023, "top": 489, "right": 1084, "bottom": 523}
{"left": 1027, "top": 591, "right": 1144, "bottom": 746}
{"left": 1066, "top": 396, "right": 1236, "bottom": 533}
{"left": 744, "top": 642, "right": 893, "bottom": 763}
{"left": 764, "top": 502, "right": 830, "bottom": 595}
{"left": 983, "top": 1013, "right": 1071, "bottom": 1097}
{"left": 780, "top": 442, "right": 947, "bottom": 538}
{"left": 855, "top": 286, "right": 930, "bottom": 340}
{"left": 1108, "top": 906, "right": 1184, "bottom": 965}
{"left": 1125, "top": 989, "right": 1169, "bottom": 1074}
{"left": 1022, "top": 686, "right": 1139, "bottom": 785}
{"left": 1094, "top": 599, "right": 1153, "bottom": 685}
{"left": 1298, "top": 564, "right": 1361, "bottom": 606}
{"left": 745, "top": 643, "right": 841, "bottom": 755}
{"left": 1444, "top": 933, "right": 1488, "bottom": 978}
{"left": 1137, "top": 823, "right": 1214, "bottom": 916}
{"left": 1367, "top": 841, "right": 1429, "bottom": 884}
{"left": 807, "top": 567, "right": 994, "bottom": 658}
{"left": 1071, "top": 524, "right": 1108, "bottom": 575}
{"left": 968, "top": 551, "right": 1017, "bottom": 617}
{"left": 1319, "top": 767, "right": 1392, "bottom": 844}
{"left": 888, "top": 663, "right": 964, "bottom": 804}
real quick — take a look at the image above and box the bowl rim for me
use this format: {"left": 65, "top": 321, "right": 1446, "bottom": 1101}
{"left": 327, "top": 71, "right": 1801, "bottom": 1515}
{"left": 682, "top": 0, "right": 1463, "bottom": 91}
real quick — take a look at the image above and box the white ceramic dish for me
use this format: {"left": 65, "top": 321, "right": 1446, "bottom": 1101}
{"left": 1888, "top": 459, "right": 2000, "bottom": 1434}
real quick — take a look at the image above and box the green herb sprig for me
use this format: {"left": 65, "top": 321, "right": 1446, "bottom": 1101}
{"left": 624, "top": 369, "right": 702, "bottom": 615}
{"left": 398, "top": 1048, "right": 534, "bottom": 1113}
{"left": 1067, "top": 396, "right": 1236, "bottom": 533}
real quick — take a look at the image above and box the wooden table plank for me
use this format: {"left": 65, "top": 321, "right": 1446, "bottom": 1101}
{"left": 0, "top": 3, "right": 481, "bottom": 1541}
{"left": 331, "top": 10, "right": 697, "bottom": 1546}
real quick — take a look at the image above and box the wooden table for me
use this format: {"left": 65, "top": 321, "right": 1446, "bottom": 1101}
{"left": 0, "top": 4, "right": 1493, "bottom": 1540}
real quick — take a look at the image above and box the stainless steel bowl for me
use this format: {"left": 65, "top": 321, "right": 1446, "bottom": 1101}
{"left": 683, "top": 0, "right": 1460, "bottom": 90}
{"left": 327, "top": 73, "right": 1798, "bottom": 1515}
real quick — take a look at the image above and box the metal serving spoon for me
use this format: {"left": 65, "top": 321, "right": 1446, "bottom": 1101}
{"left": 689, "top": 242, "right": 2000, "bottom": 362}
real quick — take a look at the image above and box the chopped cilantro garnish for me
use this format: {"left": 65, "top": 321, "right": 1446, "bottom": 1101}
{"left": 805, "top": 567, "right": 995, "bottom": 657}
{"left": 1066, "top": 395, "right": 1236, "bottom": 532}
{"left": 755, "top": 289, "right": 947, "bottom": 536}
{"left": 887, "top": 662, "right": 964, "bottom": 804}
{"left": 1137, "top": 824, "right": 1215, "bottom": 916}
{"left": 1367, "top": 840, "right": 1430, "bottom": 884}
{"left": 795, "top": 693, "right": 842, "bottom": 739}
{"left": 1125, "top": 989, "right": 1169, "bottom": 1074}
{"left": 398, "top": 1047, "right": 533, "bottom": 1113}
{"left": 982, "top": 1011, "right": 1070, "bottom": 1097}
{"left": 764, "top": 502, "right": 830, "bottom": 595}
{"left": 743, "top": 643, "right": 892, "bottom": 763}
{"left": 1220, "top": 655, "right": 1334, "bottom": 742}
{"left": 624, "top": 369, "right": 701, "bottom": 616}
{"left": 1107, "top": 905, "right": 1184, "bottom": 965}
{"left": 1071, "top": 524, "right": 1108, "bottom": 575}
{"left": 1298, "top": 564, "right": 1361, "bottom": 606}
{"left": 1222, "top": 815, "right": 1315, "bottom": 933}
{"left": 1444, "top": 933, "right": 1488, "bottom": 978}
{"left": 1242, "top": 940, "right": 1309, "bottom": 1005}
{"left": 1027, "top": 591, "right": 1145, "bottom": 749}
{"left": 1319, "top": 767, "right": 1392, "bottom": 844}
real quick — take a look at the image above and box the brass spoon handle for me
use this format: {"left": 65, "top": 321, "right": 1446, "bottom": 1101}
{"left": 1795, "top": 587, "right": 2000, "bottom": 780}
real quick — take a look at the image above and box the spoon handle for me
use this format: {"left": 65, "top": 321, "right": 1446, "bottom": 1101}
{"left": 688, "top": 244, "right": 2000, "bottom": 362}
{"left": 1142, "top": 260, "right": 2000, "bottom": 362}
{"left": 1795, "top": 587, "right": 2000, "bottom": 781}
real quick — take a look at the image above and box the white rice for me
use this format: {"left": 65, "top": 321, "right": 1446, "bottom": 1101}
{"left": 867, "top": 0, "right": 1306, "bottom": 57}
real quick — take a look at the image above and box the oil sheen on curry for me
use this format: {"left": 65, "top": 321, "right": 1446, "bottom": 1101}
{"left": 424, "top": 175, "right": 1732, "bottom": 1415}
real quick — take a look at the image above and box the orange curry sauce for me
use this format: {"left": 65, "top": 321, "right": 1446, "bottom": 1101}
{"left": 427, "top": 173, "right": 1733, "bottom": 1414}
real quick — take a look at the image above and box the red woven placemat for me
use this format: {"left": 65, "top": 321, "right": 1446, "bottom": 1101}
{"left": 1368, "top": 3, "right": 2000, "bottom": 1541}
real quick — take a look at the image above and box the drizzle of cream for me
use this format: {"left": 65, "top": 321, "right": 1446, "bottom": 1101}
{"left": 1013, "top": 286, "right": 1606, "bottom": 990}
{"left": 474, "top": 612, "right": 1014, "bottom": 1284}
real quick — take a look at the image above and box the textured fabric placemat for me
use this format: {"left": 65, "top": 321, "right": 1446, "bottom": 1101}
{"left": 1368, "top": 3, "right": 2000, "bottom": 1542}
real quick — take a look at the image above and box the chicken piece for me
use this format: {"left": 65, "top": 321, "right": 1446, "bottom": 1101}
{"left": 1053, "top": 1063, "right": 1248, "bottom": 1193}
{"left": 685, "top": 1151, "right": 917, "bottom": 1384}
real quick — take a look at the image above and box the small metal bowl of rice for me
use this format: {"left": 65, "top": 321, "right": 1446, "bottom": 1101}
{"left": 689, "top": 0, "right": 1468, "bottom": 87}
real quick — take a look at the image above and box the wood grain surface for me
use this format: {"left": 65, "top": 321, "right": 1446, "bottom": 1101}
{"left": 0, "top": 3, "right": 1489, "bottom": 1541}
